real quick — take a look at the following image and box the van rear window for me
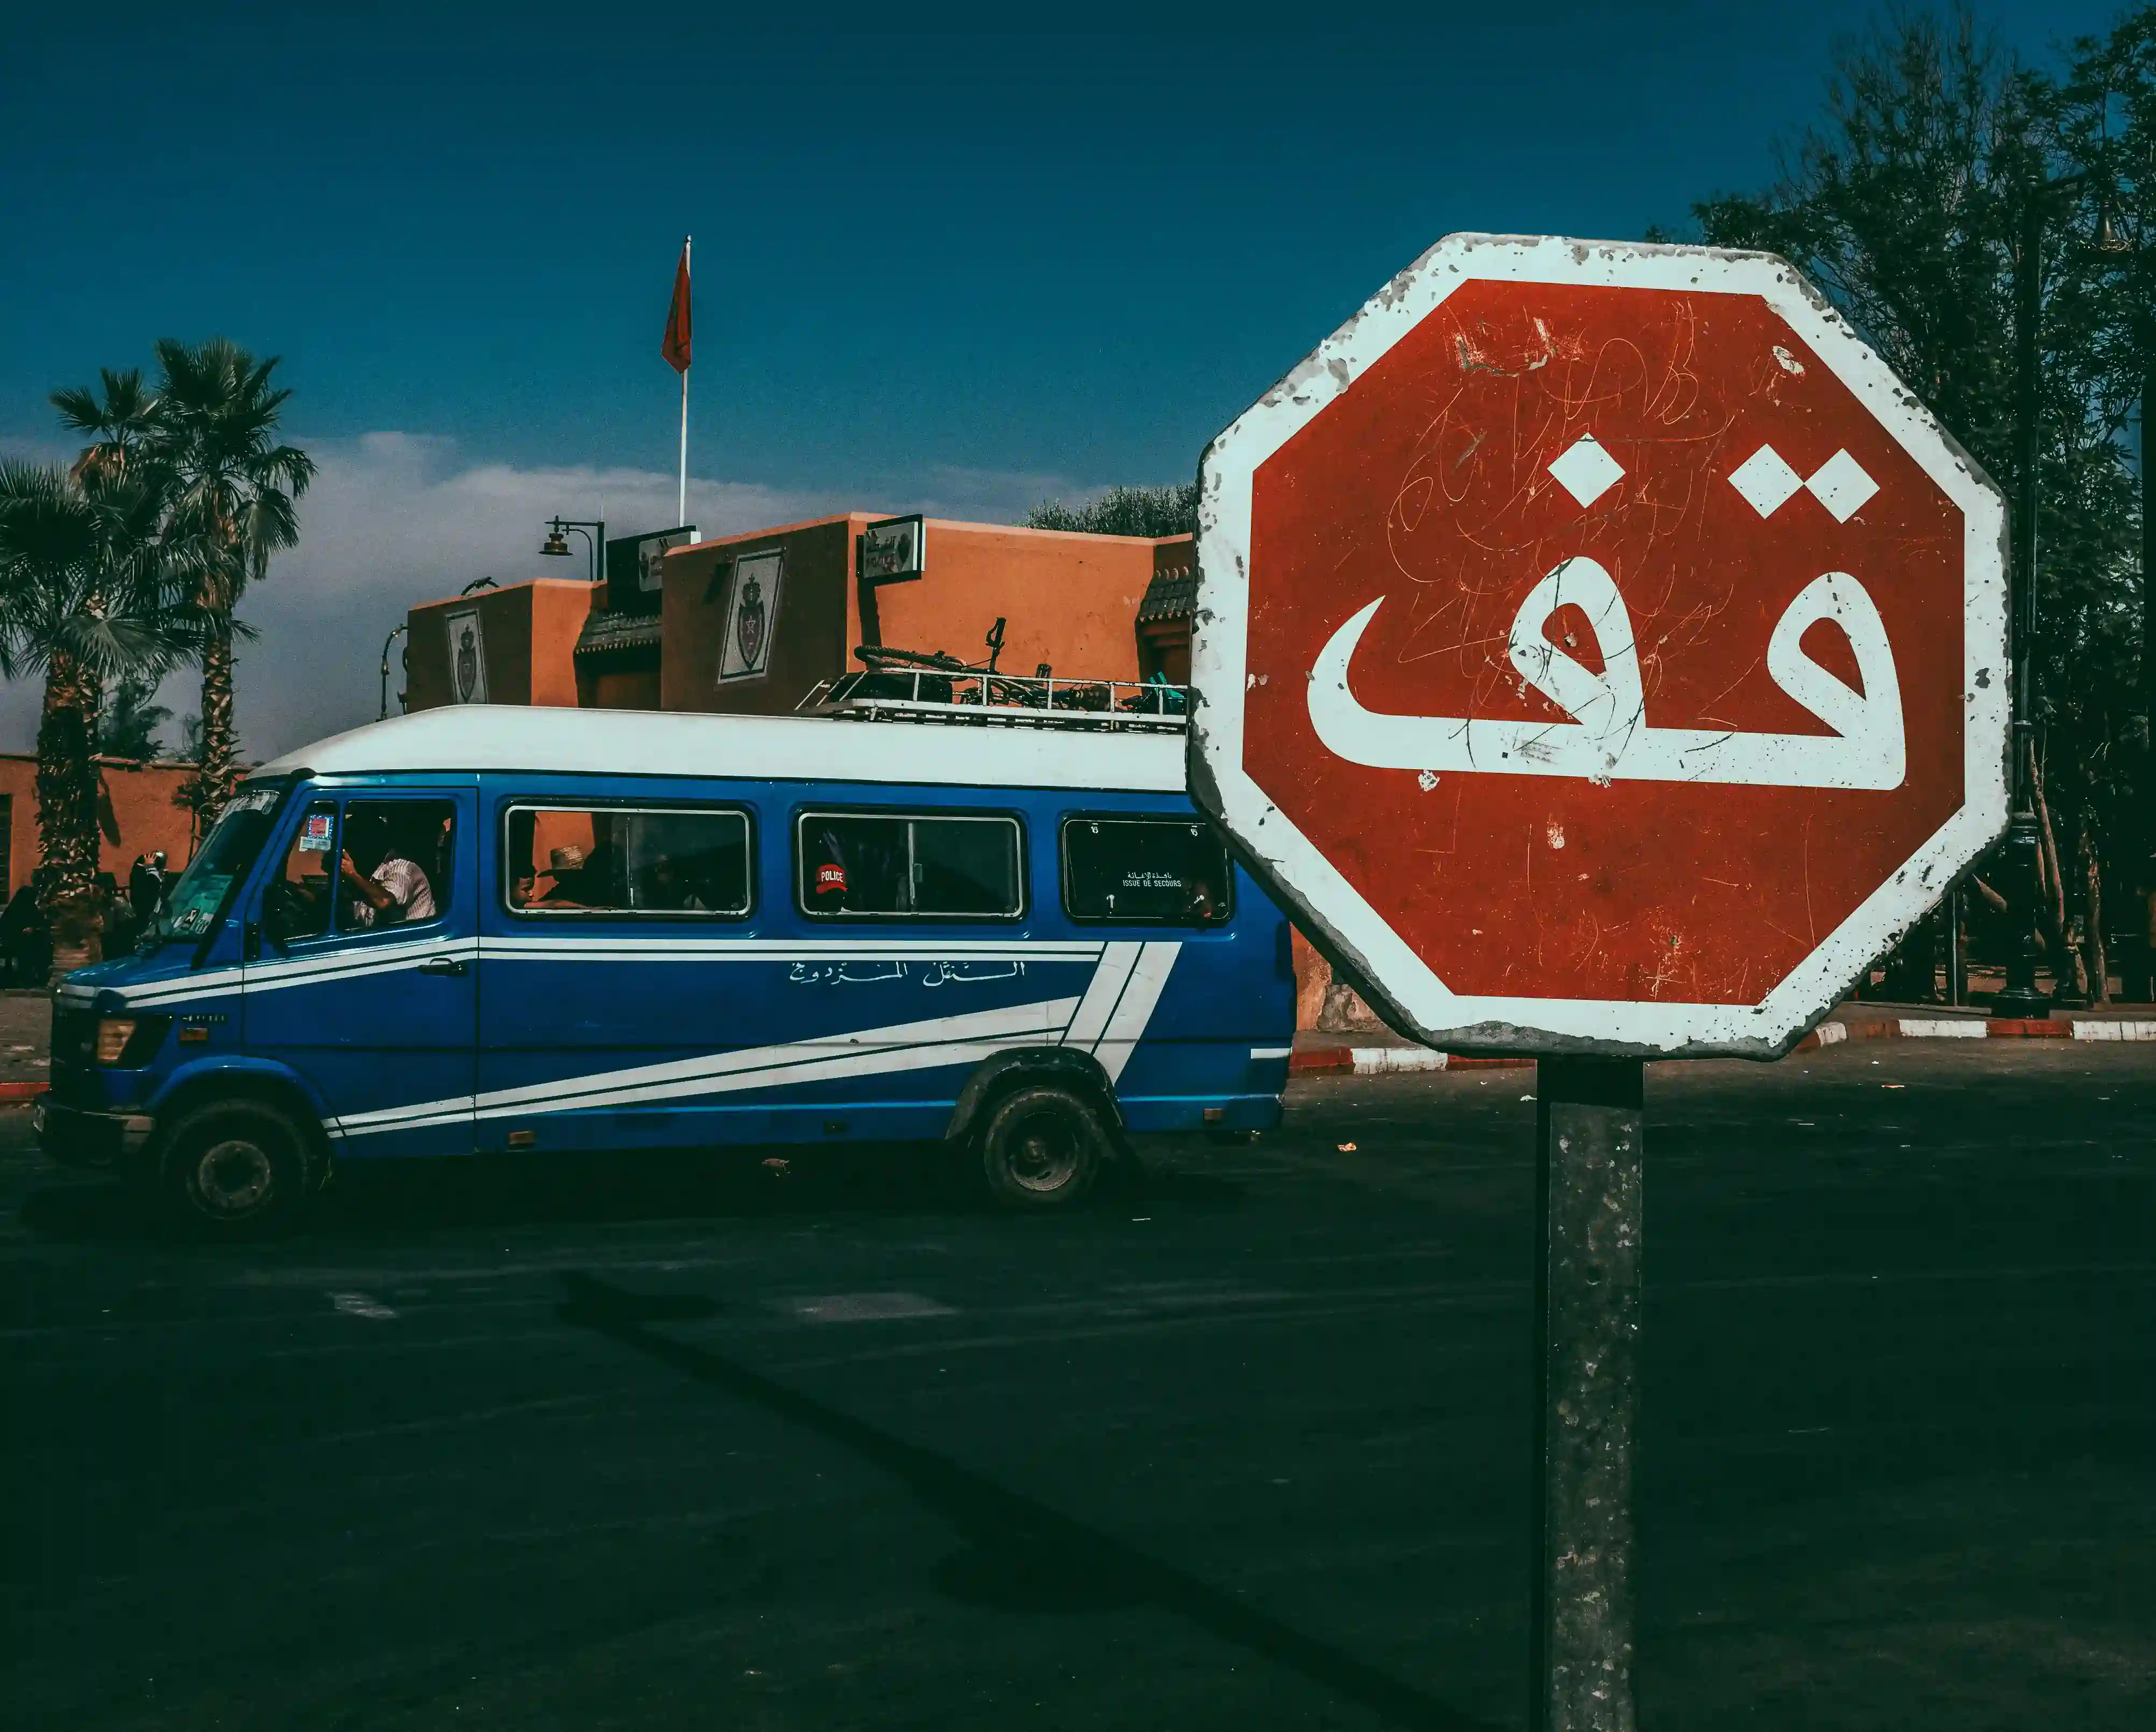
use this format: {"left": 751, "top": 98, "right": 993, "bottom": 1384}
{"left": 797, "top": 812, "right": 1023, "bottom": 919}
{"left": 504, "top": 806, "right": 751, "bottom": 917}
{"left": 1061, "top": 817, "right": 1232, "bottom": 924}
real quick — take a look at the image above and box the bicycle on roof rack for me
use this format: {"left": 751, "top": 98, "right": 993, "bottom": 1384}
{"left": 797, "top": 635, "right": 1190, "bottom": 733}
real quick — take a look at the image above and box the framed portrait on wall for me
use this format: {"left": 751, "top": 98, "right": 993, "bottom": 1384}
{"left": 445, "top": 608, "right": 489, "bottom": 704}
{"left": 718, "top": 548, "right": 782, "bottom": 682}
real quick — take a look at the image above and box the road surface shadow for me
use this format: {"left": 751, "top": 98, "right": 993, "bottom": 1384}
{"left": 556, "top": 1269, "right": 1500, "bottom": 1732}
{"left": 13, "top": 1141, "right": 1242, "bottom": 1245}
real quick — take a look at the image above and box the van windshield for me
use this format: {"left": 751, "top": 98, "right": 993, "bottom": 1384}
{"left": 146, "top": 782, "right": 289, "bottom": 947}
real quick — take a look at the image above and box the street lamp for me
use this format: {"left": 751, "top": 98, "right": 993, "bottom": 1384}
{"left": 379, "top": 623, "right": 407, "bottom": 721}
{"left": 540, "top": 516, "right": 607, "bottom": 585}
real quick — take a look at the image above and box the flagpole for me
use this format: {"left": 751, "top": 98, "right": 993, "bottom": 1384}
{"left": 677, "top": 235, "right": 691, "bottom": 527}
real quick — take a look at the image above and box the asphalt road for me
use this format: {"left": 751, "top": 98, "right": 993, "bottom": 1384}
{"left": 3, "top": 1042, "right": 2152, "bottom": 1731}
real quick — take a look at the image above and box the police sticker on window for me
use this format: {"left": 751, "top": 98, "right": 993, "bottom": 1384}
{"left": 300, "top": 813, "right": 336, "bottom": 852}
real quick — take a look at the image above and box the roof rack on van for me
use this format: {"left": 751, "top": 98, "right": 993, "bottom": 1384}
{"left": 798, "top": 650, "right": 1190, "bottom": 734}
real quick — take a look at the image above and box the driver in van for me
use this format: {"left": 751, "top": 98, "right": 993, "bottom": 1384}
{"left": 340, "top": 815, "right": 437, "bottom": 928}
{"left": 1183, "top": 865, "right": 1220, "bottom": 925}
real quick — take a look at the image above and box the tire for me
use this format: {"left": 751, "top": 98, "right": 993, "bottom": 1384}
{"left": 976, "top": 1083, "right": 1111, "bottom": 1210}
{"left": 161, "top": 1099, "right": 308, "bottom": 1236}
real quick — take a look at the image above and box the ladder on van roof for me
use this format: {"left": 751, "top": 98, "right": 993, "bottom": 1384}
{"left": 798, "top": 645, "right": 1191, "bottom": 734}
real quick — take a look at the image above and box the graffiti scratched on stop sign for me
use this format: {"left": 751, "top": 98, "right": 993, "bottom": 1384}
{"left": 1191, "top": 234, "right": 2009, "bottom": 1057}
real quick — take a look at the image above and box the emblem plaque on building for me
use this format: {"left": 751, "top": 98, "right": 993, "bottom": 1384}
{"left": 718, "top": 548, "right": 783, "bottom": 682}
{"left": 623, "top": 525, "right": 694, "bottom": 594}
{"left": 445, "top": 608, "right": 489, "bottom": 704}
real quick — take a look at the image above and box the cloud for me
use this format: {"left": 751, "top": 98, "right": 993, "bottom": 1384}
{"left": 0, "top": 434, "right": 76, "bottom": 468}
{"left": 0, "top": 432, "right": 1108, "bottom": 762}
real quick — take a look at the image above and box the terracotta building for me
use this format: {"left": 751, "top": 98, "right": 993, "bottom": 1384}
{"left": 0, "top": 754, "right": 198, "bottom": 897}
{"left": 405, "top": 578, "right": 599, "bottom": 713}
{"left": 403, "top": 513, "right": 1199, "bottom": 718}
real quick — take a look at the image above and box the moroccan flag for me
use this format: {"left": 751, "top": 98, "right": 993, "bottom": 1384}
{"left": 661, "top": 241, "right": 692, "bottom": 373}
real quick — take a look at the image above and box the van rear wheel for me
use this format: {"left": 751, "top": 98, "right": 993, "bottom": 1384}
{"left": 977, "top": 1084, "right": 1109, "bottom": 1210}
{"left": 163, "top": 1099, "right": 307, "bottom": 1236}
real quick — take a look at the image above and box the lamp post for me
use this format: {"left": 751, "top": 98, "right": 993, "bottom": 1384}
{"left": 542, "top": 517, "right": 607, "bottom": 586}
{"left": 379, "top": 623, "right": 407, "bottom": 721}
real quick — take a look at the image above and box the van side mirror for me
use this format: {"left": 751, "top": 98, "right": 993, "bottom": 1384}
{"left": 243, "top": 920, "right": 262, "bottom": 962}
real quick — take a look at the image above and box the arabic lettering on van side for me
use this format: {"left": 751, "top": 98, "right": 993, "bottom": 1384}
{"left": 786, "top": 960, "right": 1028, "bottom": 988}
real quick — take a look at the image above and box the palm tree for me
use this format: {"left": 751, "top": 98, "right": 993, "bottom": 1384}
{"left": 143, "top": 338, "right": 315, "bottom": 820}
{"left": 52, "top": 367, "right": 161, "bottom": 487}
{"left": 98, "top": 676, "right": 174, "bottom": 761}
{"left": 0, "top": 463, "right": 194, "bottom": 918}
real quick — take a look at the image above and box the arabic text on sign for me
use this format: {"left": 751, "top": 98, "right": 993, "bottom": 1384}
{"left": 1306, "top": 558, "right": 1906, "bottom": 791}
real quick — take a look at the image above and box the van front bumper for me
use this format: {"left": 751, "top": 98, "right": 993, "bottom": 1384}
{"left": 35, "top": 1099, "right": 155, "bottom": 1171}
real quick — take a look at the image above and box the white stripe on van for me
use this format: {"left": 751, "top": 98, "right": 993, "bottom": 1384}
{"left": 247, "top": 940, "right": 482, "bottom": 997}
{"left": 480, "top": 936, "right": 1106, "bottom": 963}
{"left": 1063, "top": 943, "right": 1141, "bottom": 1049}
{"left": 120, "top": 938, "right": 482, "bottom": 1009}
{"left": 111, "top": 935, "right": 1109, "bottom": 1009}
{"left": 333, "top": 996, "right": 1083, "bottom": 1137}
{"left": 1091, "top": 942, "right": 1180, "bottom": 1082}
{"left": 116, "top": 966, "right": 245, "bottom": 1007}
{"left": 331, "top": 941, "right": 1186, "bottom": 1139}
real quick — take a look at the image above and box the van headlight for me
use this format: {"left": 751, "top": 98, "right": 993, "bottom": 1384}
{"left": 94, "top": 1018, "right": 138, "bottom": 1064}
{"left": 94, "top": 1016, "right": 168, "bottom": 1067}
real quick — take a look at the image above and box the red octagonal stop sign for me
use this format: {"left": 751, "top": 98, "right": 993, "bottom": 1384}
{"left": 1192, "top": 235, "right": 2009, "bottom": 1056}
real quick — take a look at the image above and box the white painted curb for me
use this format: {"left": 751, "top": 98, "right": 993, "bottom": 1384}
{"left": 1329, "top": 1014, "right": 2155, "bottom": 1070}
{"left": 1350, "top": 1046, "right": 1449, "bottom": 1074}
{"left": 2072, "top": 1019, "right": 2156, "bottom": 1041}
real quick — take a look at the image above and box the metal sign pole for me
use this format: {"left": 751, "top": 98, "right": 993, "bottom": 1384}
{"left": 1531, "top": 1056, "right": 1644, "bottom": 1732}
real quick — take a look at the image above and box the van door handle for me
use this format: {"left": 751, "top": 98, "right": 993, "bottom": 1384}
{"left": 416, "top": 956, "right": 468, "bottom": 977}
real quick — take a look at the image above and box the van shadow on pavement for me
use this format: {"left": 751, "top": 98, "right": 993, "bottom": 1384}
{"left": 555, "top": 1269, "right": 1500, "bottom": 1732}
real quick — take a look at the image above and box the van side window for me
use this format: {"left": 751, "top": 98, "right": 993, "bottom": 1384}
{"left": 1061, "top": 816, "right": 1233, "bottom": 925}
{"left": 798, "top": 812, "right": 1023, "bottom": 919}
{"left": 340, "top": 800, "right": 453, "bottom": 931}
{"left": 263, "top": 800, "right": 338, "bottom": 944}
{"left": 503, "top": 806, "right": 752, "bottom": 917}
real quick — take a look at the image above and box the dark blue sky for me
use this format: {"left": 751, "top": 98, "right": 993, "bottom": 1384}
{"left": 3, "top": 2, "right": 2122, "bottom": 492}
{"left": 0, "top": 2, "right": 2128, "bottom": 754}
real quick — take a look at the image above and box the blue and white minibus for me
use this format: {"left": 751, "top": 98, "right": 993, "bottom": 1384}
{"left": 38, "top": 702, "right": 1297, "bottom": 1229}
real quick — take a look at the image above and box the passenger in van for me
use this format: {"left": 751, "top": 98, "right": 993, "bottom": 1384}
{"left": 637, "top": 853, "right": 707, "bottom": 911}
{"left": 340, "top": 815, "right": 437, "bottom": 928}
{"left": 521, "top": 844, "right": 601, "bottom": 909}
{"left": 807, "top": 831, "right": 851, "bottom": 911}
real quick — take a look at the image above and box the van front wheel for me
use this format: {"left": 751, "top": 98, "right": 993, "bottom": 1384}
{"left": 976, "top": 1084, "right": 1109, "bottom": 1210}
{"left": 163, "top": 1099, "right": 307, "bottom": 1236}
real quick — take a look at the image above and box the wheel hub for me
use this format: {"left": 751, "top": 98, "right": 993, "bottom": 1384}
{"left": 196, "top": 1138, "right": 274, "bottom": 1216}
{"left": 1007, "top": 1114, "right": 1078, "bottom": 1192}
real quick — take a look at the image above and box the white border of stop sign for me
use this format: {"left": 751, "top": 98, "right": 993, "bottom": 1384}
{"left": 1191, "top": 233, "right": 2010, "bottom": 1059}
